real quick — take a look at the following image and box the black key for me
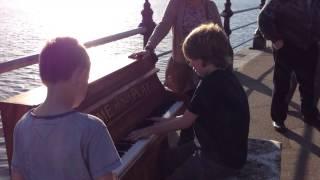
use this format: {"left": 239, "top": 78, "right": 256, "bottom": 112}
{"left": 116, "top": 140, "right": 134, "bottom": 157}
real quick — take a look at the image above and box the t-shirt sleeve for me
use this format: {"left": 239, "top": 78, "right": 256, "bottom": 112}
{"left": 11, "top": 123, "right": 23, "bottom": 172}
{"left": 87, "top": 121, "right": 122, "bottom": 178}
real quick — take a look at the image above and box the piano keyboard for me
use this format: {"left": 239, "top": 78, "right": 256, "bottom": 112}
{"left": 113, "top": 101, "right": 184, "bottom": 177}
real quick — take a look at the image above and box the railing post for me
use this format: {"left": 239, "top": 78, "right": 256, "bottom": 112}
{"left": 139, "top": 0, "right": 156, "bottom": 47}
{"left": 252, "top": 0, "right": 266, "bottom": 50}
{"left": 221, "top": 0, "right": 233, "bottom": 37}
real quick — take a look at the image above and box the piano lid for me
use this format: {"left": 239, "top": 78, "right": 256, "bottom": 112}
{"left": 1, "top": 57, "right": 153, "bottom": 107}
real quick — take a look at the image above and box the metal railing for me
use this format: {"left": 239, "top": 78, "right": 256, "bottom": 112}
{"left": 0, "top": 28, "right": 146, "bottom": 74}
{"left": 0, "top": 0, "right": 266, "bottom": 74}
{"left": 221, "top": 0, "right": 266, "bottom": 50}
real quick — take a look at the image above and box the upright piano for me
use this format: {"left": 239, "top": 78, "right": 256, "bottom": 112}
{"left": 0, "top": 55, "right": 184, "bottom": 179}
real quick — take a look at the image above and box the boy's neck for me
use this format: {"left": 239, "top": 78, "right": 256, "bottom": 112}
{"left": 33, "top": 86, "right": 75, "bottom": 116}
{"left": 189, "top": 0, "right": 203, "bottom": 6}
{"left": 203, "top": 64, "right": 221, "bottom": 77}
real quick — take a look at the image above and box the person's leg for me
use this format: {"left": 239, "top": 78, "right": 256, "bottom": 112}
{"left": 197, "top": 152, "right": 239, "bottom": 179}
{"left": 166, "top": 150, "right": 239, "bottom": 180}
{"left": 178, "top": 127, "right": 195, "bottom": 146}
{"left": 286, "top": 72, "right": 298, "bottom": 104}
{"left": 293, "top": 43, "right": 319, "bottom": 123}
{"left": 271, "top": 45, "right": 293, "bottom": 130}
{"left": 161, "top": 141, "right": 197, "bottom": 177}
{"left": 165, "top": 151, "right": 201, "bottom": 180}
{"left": 314, "top": 43, "right": 320, "bottom": 116}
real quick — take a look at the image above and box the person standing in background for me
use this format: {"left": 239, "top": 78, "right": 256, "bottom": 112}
{"left": 130, "top": 0, "right": 230, "bottom": 145}
{"left": 314, "top": 6, "right": 320, "bottom": 118}
{"left": 315, "top": 42, "right": 320, "bottom": 118}
{"left": 258, "top": 0, "right": 320, "bottom": 132}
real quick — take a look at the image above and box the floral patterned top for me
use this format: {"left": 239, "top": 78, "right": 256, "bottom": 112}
{"left": 182, "top": 1, "right": 208, "bottom": 37}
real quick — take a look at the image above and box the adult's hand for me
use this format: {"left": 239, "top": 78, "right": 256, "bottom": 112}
{"left": 129, "top": 49, "right": 158, "bottom": 64}
{"left": 128, "top": 50, "right": 151, "bottom": 60}
{"left": 126, "top": 128, "right": 151, "bottom": 142}
{"left": 272, "top": 40, "right": 284, "bottom": 50}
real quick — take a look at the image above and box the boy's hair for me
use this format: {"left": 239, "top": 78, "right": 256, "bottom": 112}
{"left": 39, "top": 37, "right": 90, "bottom": 84}
{"left": 182, "top": 23, "right": 233, "bottom": 69}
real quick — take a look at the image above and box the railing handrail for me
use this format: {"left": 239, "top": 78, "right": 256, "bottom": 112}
{"left": 0, "top": 27, "right": 146, "bottom": 75}
{"left": 231, "top": 21, "right": 257, "bottom": 32}
{"left": 232, "top": 37, "right": 255, "bottom": 49}
{"left": 221, "top": 0, "right": 266, "bottom": 50}
{"left": 232, "top": 6, "right": 260, "bottom": 15}
{"left": 84, "top": 27, "right": 146, "bottom": 48}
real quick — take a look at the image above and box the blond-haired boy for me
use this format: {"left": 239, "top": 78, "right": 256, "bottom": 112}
{"left": 128, "top": 23, "right": 249, "bottom": 179}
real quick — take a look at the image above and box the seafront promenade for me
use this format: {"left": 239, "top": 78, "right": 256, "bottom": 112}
{"left": 0, "top": 46, "right": 319, "bottom": 179}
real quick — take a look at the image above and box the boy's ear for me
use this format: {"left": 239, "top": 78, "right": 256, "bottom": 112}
{"left": 70, "top": 67, "right": 80, "bottom": 79}
{"left": 70, "top": 67, "right": 85, "bottom": 83}
{"left": 200, "top": 59, "right": 207, "bottom": 67}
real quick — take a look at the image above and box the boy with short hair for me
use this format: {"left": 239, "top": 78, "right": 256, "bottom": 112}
{"left": 11, "top": 37, "right": 121, "bottom": 180}
{"left": 128, "top": 23, "right": 250, "bottom": 179}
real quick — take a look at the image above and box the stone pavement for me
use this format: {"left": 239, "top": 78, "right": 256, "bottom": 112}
{"left": 234, "top": 47, "right": 320, "bottom": 180}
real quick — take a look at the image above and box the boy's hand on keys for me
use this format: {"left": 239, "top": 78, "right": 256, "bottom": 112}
{"left": 148, "top": 117, "right": 168, "bottom": 124}
{"left": 126, "top": 128, "right": 151, "bottom": 142}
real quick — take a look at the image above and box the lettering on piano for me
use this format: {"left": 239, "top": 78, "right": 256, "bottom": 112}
{"left": 92, "top": 80, "right": 155, "bottom": 123}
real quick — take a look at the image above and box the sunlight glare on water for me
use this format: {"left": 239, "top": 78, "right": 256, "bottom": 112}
{"left": 5, "top": 0, "right": 144, "bottom": 43}
{"left": 0, "top": 0, "right": 152, "bottom": 99}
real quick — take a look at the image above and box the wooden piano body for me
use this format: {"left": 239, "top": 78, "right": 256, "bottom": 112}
{"left": 0, "top": 56, "right": 183, "bottom": 179}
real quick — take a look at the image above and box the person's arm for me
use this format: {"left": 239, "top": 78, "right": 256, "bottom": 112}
{"left": 127, "top": 110, "right": 197, "bottom": 141}
{"left": 129, "top": 0, "right": 178, "bottom": 60}
{"left": 272, "top": 39, "right": 284, "bottom": 50}
{"left": 128, "top": 48, "right": 158, "bottom": 63}
{"left": 11, "top": 168, "right": 24, "bottom": 180}
{"left": 146, "top": 0, "right": 179, "bottom": 50}
{"left": 258, "top": 0, "right": 283, "bottom": 43}
{"left": 11, "top": 123, "right": 24, "bottom": 180}
{"left": 86, "top": 118, "right": 122, "bottom": 180}
{"left": 95, "top": 172, "right": 117, "bottom": 180}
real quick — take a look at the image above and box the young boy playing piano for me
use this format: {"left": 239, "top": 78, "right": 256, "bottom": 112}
{"left": 11, "top": 37, "right": 121, "bottom": 180}
{"left": 128, "top": 23, "right": 250, "bottom": 179}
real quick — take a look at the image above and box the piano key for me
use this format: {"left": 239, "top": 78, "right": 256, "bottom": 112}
{"left": 118, "top": 151, "right": 125, "bottom": 157}
{"left": 113, "top": 101, "right": 184, "bottom": 177}
{"left": 162, "top": 101, "right": 184, "bottom": 118}
{"left": 116, "top": 140, "right": 134, "bottom": 157}
{"left": 116, "top": 140, "right": 133, "bottom": 150}
{"left": 114, "top": 137, "right": 152, "bottom": 176}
